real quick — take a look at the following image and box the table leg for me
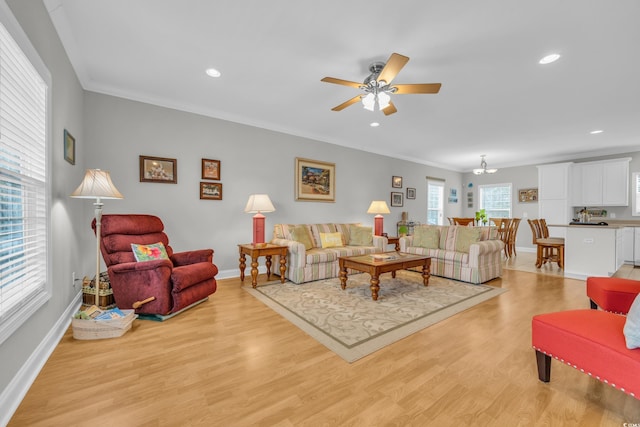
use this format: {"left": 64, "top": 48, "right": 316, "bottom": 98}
{"left": 339, "top": 264, "right": 348, "bottom": 290}
{"left": 369, "top": 274, "right": 380, "bottom": 301}
{"left": 422, "top": 261, "right": 431, "bottom": 286}
{"left": 265, "top": 255, "right": 272, "bottom": 280}
{"left": 279, "top": 254, "right": 286, "bottom": 283}
{"left": 558, "top": 246, "right": 564, "bottom": 269}
{"left": 250, "top": 259, "right": 259, "bottom": 288}
{"left": 391, "top": 270, "right": 396, "bottom": 279}
{"left": 536, "top": 245, "right": 543, "bottom": 268}
{"left": 239, "top": 252, "right": 246, "bottom": 282}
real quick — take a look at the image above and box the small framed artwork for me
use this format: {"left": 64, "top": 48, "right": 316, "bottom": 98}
{"left": 518, "top": 188, "right": 538, "bottom": 203}
{"left": 406, "top": 188, "right": 416, "bottom": 199}
{"left": 202, "top": 158, "right": 220, "bottom": 180}
{"left": 63, "top": 129, "right": 75, "bottom": 165}
{"left": 391, "top": 191, "right": 403, "bottom": 207}
{"left": 467, "top": 191, "right": 474, "bottom": 208}
{"left": 139, "top": 155, "right": 177, "bottom": 184}
{"left": 295, "top": 157, "right": 336, "bottom": 202}
{"left": 392, "top": 176, "right": 403, "bottom": 188}
{"left": 200, "top": 182, "right": 222, "bottom": 200}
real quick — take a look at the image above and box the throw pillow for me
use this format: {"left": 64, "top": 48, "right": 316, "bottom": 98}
{"left": 454, "top": 227, "right": 482, "bottom": 253}
{"left": 623, "top": 293, "right": 640, "bottom": 349}
{"left": 413, "top": 227, "right": 440, "bottom": 249}
{"left": 349, "top": 226, "right": 373, "bottom": 246}
{"left": 131, "top": 242, "right": 169, "bottom": 262}
{"left": 320, "top": 232, "right": 343, "bottom": 248}
{"left": 290, "top": 225, "right": 314, "bottom": 250}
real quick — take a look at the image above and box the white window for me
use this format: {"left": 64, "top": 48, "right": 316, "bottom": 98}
{"left": 633, "top": 172, "right": 640, "bottom": 216}
{"left": 0, "top": 2, "right": 51, "bottom": 345}
{"left": 427, "top": 179, "right": 444, "bottom": 225}
{"left": 479, "top": 183, "right": 512, "bottom": 218}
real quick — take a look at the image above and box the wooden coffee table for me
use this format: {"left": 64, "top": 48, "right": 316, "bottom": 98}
{"left": 338, "top": 252, "right": 431, "bottom": 301}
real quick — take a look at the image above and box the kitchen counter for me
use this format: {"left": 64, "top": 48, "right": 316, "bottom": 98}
{"left": 563, "top": 225, "right": 624, "bottom": 280}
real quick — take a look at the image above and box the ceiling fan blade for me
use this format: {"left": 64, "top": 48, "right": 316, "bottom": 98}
{"left": 393, "top": 83, "right": 442, "bottom": 94}
{"left": 382, "top": 101, "right": 397, "bottom": 116}
{"left": 331, "top": 95, "right": 362, "bottom": 111}
{"left": 321, "top": 77, "right": 362, "bottom": 89}
{"left": 377, "top": 53, "right": 409, "bottom": 85}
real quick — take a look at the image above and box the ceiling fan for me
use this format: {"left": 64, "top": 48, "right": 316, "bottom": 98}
{"left": 321, "top": 52, "right": 441, "bottom": 116}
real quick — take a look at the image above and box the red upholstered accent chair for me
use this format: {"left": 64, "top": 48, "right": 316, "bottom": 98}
{"left": 587, "top": 276, "right": 640, "bottom": 313}
{"left": 92, "top": 214, "right": 218, "bottom": 315}
{"left": 532, "top": 280, "right": 640, "bottom": 399}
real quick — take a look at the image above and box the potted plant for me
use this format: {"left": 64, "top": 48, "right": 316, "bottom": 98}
{"left": 475, "top": 209, "right": 487, "bottom": 226}
{"left": 398, "top": 225, "right": 408, "bottom": 237}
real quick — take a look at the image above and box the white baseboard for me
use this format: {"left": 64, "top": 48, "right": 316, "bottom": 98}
{"left": 0, "top": 293, "right": 82, "bottom": 427}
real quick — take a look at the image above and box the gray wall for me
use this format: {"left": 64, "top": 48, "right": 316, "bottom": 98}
{"left": 0, "top": 0, "right": 86, "bottom": 421}
{"left": 83, "top": 92, "right": 464, "bottom": 277}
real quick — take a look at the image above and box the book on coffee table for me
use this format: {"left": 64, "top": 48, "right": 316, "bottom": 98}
{"left": 370, "top": 253, "right": 397, "bottom": 261}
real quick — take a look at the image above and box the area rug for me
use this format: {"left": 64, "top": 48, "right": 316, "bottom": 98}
{"left": 244, "top": 270, "right": 507, "bottom": 362}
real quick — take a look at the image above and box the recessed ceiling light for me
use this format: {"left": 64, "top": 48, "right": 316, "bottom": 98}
{"left": 539, "top": 54, "right": 561, "bottom": 65}
{"left": 590, "top": 130, "right": 604, "bottom": 134}
{"left": 205, "top": 68, "right": 221, "bottom": 78}
{"left": 370, "top": 122, "right": 380, "bottom": 127}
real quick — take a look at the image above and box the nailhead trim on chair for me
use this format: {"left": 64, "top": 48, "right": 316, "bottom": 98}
{"left": 533, "top": 346, "right": 635, "bottom": 398}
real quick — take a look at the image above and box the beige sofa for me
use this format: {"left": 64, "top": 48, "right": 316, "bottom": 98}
{"left": 399, "top": 224, "right": 504, "bottom": 284}
{"left": 271, "top": 223, "right": 386, "bottom": 284}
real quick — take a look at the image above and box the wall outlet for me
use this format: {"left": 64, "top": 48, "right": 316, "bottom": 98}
{"left": 522, "top": 212, "right": 528, "bottom": 218}
{"left": 611, "top": 213, "right": 616, "bottom": 218}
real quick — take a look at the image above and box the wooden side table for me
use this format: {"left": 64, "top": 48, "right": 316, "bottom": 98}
{"left": 238, "top": 243, "right": 287, "bottom": 288}
{"left": 386, "top": 236, "right": 400, "bottom": 251}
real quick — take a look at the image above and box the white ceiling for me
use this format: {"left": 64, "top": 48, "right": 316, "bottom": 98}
{"left": 44, "top": 0, "right": 640, "bottom": 172}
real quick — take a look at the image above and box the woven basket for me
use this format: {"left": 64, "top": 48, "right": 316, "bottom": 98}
{"left": 72, "top": 309, "right": 137, "bottom": 340}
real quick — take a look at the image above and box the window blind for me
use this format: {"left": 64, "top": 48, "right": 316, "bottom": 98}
{"left": 0, "top": 20, "right": 48, "bottom": 326}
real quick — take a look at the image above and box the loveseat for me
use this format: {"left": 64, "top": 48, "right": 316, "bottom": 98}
{"left": 399, "top": 224, "right": 504, "bottom": 284}
{"left": 271, "top": 223, "right": 386, "bottom": 283}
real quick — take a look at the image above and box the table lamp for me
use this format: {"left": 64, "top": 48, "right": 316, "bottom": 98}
{"left": 70, "top": 169, "right": 123, "bottom": 306}
{"left": 244, "top": 194, "right": 275, "bottom": 246}
{"left": 367, "top": 200, "right": 391, "bottom": 236}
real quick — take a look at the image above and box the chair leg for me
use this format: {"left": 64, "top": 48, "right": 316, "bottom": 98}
{"left": 536, "top": 350, "right": 551, "bottom": 382}
{"left": 590, "top": 299, "right": 598, "bottom": 310}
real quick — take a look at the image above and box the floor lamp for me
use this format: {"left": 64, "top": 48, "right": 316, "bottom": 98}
{"left": 367, "top": 200, "right": 391, "bottom": 236}
{"left": 244, "top": 194, "right": 275, "bottom": 246}
{"left": 71, "top": 169, "right": 123, "bottom": 306}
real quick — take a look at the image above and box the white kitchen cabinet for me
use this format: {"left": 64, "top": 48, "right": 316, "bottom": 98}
{"left": 623, "top": 227, "right": 635, "bottom": 264}
{"left": 571, "top": 158, "right": 630, "bottom": 207}
{"left": 565, "top": 226, "right": 623, "bottom": 279}
{"left": 538, "top": 162, "right": 572, "bottom": 238}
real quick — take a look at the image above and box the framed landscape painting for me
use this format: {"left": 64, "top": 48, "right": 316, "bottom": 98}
{"left": 295, "top": 157, "right": 335, "bottom": 202}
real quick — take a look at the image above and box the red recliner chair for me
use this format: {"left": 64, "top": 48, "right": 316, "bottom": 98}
{"left": 92, "top": 214, "right": 218, "bottom": 316}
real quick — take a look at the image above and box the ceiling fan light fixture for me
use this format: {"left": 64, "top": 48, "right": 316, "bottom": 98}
{"left": 473, "top": 155, "right": 498, "bottom": 175}
{"left": 377, "top": 92, "right": 391, "bottom": 109}
{"left": 362, "top": 93, "right": 375, "bottom": 111}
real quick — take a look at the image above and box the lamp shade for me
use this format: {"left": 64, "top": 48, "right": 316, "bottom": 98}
{"left": 244, "top": 194, "right": 275, "bottom": 213}
{"left": 367, "top": 200, "right": 391, "bottom": 215}
{"left": 70, "top": 169, "right": 123, "bottom": 200}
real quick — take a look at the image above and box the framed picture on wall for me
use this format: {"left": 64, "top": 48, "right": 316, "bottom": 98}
{"left": 201, "top": 158, "right": 220, "bottom": 180}
{"left": 406, "top": 188, "right": 416, "bottom": 199}
{"left": 518, "top": 188, "right": 538, "bottom": 203}
{"left": 391, "top": 191, "right": 403, "bottom": 207}
{"left": 392, "top": 176, "right": 403, "bottom": 188}
{"left": 200, "top": 182, "right": 222, "bottom": 200}
{"left": 139, "top": 155, "right": 177, "bottom": 183}
{"left": 295, "top": 157, "right": 335, "bottom": 202}
{"left": 63, "top": 129, "right": 75, "bottom": 165}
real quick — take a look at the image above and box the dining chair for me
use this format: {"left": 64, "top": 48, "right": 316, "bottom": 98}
{"left": 453, "top": 217, "right": 475, "bottom": 226}
{"left": 527, "top": 218, "right": 564, "bottom": 268}
{"left": 490, "top": 217, "right": 511, "bottom": 253}
{"left": 505, "top": 218, "right": 521, "bottom": 258}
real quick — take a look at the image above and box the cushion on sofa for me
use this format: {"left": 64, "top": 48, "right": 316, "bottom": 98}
{"left": 335, "top": 223, "right": 359, "bottom": 245}
{"left": 320, "top": 232, "right": 343, "bottom": 248}
{"left": 413, "top": 226, "right": 440, "bottom": 249}
{"left": 349, "top": 226, "right": 373, "bottom": 246}
{"left": 455, "top": 227, "right": 483, "bottom": 253}
{"left": 290, "top": 225, "right": 314, "bottom": 250}
{"left": 310, "top": 224, "right": 338, "bottom": 248}
{"left": 623, "top": 293, "right": 640, "bottom": 349}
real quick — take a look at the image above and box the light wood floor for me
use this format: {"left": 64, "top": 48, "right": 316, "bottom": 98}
{"left": 9, "top": 255, "right": 640, "bottom": 426}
